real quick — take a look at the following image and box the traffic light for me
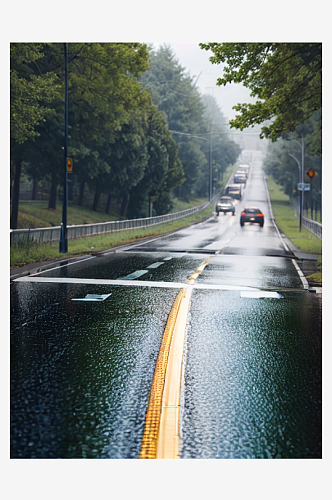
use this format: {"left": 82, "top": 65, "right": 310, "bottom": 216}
{"left": 306, "top": 168, "right": 315, "bottom": 179}
{"left": 67, "top": 157, "right": 73, "bottom": 173}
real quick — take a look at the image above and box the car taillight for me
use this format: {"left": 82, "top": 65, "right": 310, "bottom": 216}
{"left": 257, "top": 213, "right": 263, "bottom": 216}
{"left": 241, "top": 212, "right": 245, "bottom": 216}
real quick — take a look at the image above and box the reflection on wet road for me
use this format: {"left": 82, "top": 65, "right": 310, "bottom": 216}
{"left": 181, "top": 289, "right": 321, "bottom": 459}
{"left": 10, "top": 150, "right": 322, "bottom": 458}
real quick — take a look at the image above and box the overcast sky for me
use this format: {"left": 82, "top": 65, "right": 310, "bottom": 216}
{"left": 151, "top": 41, "right": 255, "bottom": 122}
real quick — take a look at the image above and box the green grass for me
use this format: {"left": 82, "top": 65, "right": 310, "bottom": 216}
{"left": 16, "top": 201, "right": 124, "bottom": 229}
{"left": 266, "top": 177, "right": 322, "bottom": 256}
{"left": 10, "top": 203, "right": 215, "bottom": 267}
{"left": 169, "top": 196, "right": 209, "bottom": 213}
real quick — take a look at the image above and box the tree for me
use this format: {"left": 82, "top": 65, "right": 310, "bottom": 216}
{"left": 10, "top": 43, "right": 61, "bottom": 144}
{"left": 197, "top": 94, "right": 241, "bottom": 196}
{"left": 66, "top": 42, "right": 153, "bottom": 212}
{"left": 264, "top": 119, "right": 322, "bottom": 216}
{"left": 140, "top": 45, "right": 209, "bottom": 199}
{"left": 199, "top": 43, "right": 322, "bottom": 148}
{"left": 10, "top": 43, "right": 61, "bottom": 228}
{"left": 11, "top": 42, "right": 151, "bottom": 218}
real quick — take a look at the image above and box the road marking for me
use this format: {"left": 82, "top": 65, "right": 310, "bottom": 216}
{"left": 72, "top": 293, "right": 112, "bottom": 302}
{"left": 291, "top": 259, "right": 309, "bottom": 289}
{"left": 28, "top": 255, "right": 96, "bottom": 276}
{"left": 117, "top": 270, "right": 148, "bottom": 280}
{"left": 147, "top": 262, "right": 164, "bottom": 269}
{"left": 140, "top": 288, "right": 186, "bottom": 459}
{"left": 13, "top": 275, "right": 256, "bottom": 291}
{"left": 156, "top": 288, "right": 192, "bottom": 459}
{"left": 140, "top": 256, "right": 212, "bottom": 459}
{"left": 241, "top": 290, "right": 283, "bottom": 299}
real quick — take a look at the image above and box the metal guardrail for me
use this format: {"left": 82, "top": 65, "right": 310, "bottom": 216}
{"left": 10, "top": 166, "right": 241, "bottom": 247}
{"left": 289, "top": 198, "right": 322, "bottom": 240}
{"left": 267, "top": 178, "right": 322, "bottom": 241}
{"left": 302, "top": 217, "right": 322, "bottom": 240}
{"left": 10, "top": 198, "right": 218, "bottom": 246}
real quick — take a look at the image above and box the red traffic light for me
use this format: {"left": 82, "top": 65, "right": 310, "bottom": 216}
{"left": 306, "top": 169, "right": 315, "bottom": 179}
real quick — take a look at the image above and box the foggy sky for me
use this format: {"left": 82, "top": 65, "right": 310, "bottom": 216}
{"left": 152, "top": 42, "right": 256, "bottom": 122}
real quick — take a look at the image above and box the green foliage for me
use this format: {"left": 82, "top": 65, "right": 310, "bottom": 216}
{"left": 140, "top": 45, "right": 208, "bottom": 198}
{"left": 126, "top": 105, "right": 185, "bottom": 217}
{"left": 196, "top": 94, "right": 241, "bottom": 196}
{"left": 267, "top": 177, "right": 321, "bottom": 256}
{"left": 264, "top": 117, "right": 322, "bottom": 214}
{"left": 140, "top": 45, "right": 240, "bottom": 200}
{"left": 199, "top": 43, "right": 322, "bottom": 146}
{"left": 11, "top": 42, "right": 186, "bottom": 222}
{"left": 10, "top": 43, "right": 62, "bottom": 144}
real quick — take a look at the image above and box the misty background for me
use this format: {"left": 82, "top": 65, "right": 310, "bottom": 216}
{"left": 152, "top": 42, "right": 256, "bottom": 123}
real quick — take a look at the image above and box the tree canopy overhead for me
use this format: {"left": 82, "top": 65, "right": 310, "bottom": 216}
{"left": 199, "top": 43, "right": 322, "bottom": 143}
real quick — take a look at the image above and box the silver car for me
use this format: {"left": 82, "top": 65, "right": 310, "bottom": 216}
{"left": 216, "top": 196, "right": 236, "bottom": 216}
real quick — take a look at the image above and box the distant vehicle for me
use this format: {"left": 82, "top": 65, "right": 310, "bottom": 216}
{"left": 239, "top": 164, "right": 250, "bottom": 175}
{"left": 216, "top": 196, "right": 236, "bottom": 216}
{"left": 225, "top": 184, "right": 243, "bottom": 200}
{"left": 234, "top": 171, "right": 246, "bottom": 184}
{"left": 236, "top": 168, "right": 248, "bottom": 179}
{"left": 240, "top": 208, "right": 264, "bottom": 227}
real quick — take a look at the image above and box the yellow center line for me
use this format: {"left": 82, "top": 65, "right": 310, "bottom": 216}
{"left": 140, "top": 257, "right": 211, "bottom": 459}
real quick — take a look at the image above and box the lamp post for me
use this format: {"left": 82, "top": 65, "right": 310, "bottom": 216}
{"left": 59, "top": 42, "right": 69, "bottom": 253}
{"left": 288, "top": 136, "right": 305, "bottom": 232}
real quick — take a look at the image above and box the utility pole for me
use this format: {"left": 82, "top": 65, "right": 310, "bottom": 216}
{"left": 59, "top": 42, "right": 68, "bottom": 253}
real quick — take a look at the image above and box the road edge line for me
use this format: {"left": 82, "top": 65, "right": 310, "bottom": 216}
{"left": 291, "top": 258, "right": 309, "bottom": 290}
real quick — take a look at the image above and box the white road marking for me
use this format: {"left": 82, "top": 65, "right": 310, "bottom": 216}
{"left": 117, "top": 270, "right": 148, "bottom": 280}
{"left": 28, "top": 256, "right": 96, "bottom": 276}
{"left": 147, "top": 262, "right": 165, "bottom": 269}
{"left": 241, "top": 290, "right": 283, "bottom": 299}
{"left": 72, "top": 293, "right": 112, "bottom": 302}
{"left": 291, "top": 259, "right": 309, "bottom": 289}
{"left": 13, "top": 275, "right": 257, "bottom": 291}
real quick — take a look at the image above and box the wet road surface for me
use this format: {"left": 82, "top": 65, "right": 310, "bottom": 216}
{"left": 10, "top": 150, "right": 322, "bottom": 458}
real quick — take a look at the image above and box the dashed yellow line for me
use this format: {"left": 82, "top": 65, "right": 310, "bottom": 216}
{"left": 140, "top": 257, "right": 211, "bottom": 459}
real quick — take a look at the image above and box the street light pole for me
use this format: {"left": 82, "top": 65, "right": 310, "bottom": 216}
{"left": 209, "top": 131, "right": 213, "bottom": 201}
{"left": 288, "top": 145, "right": 305, "bottom": 232}
{"left": 288, "top": 136, "right": 305, "bottom": 232}
{"left": 59, "top": 42, "right": 68, "bottom": 253}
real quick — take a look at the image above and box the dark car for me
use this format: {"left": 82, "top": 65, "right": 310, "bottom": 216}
{"left": 234, "top": 171, "right": 246, "bottom": 184}
{"left": 216, "top": 196, "right": 236, "bottom": 216}
{"left": 225, "top": 184, "right": 243, "bottom": 200}
{"left": 240, "top": 208, "right": 264, "bottom": 227}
